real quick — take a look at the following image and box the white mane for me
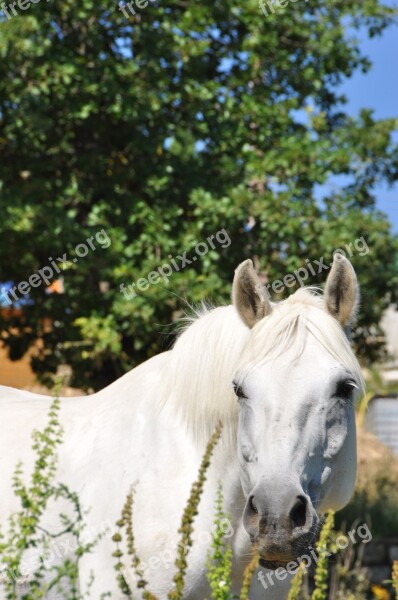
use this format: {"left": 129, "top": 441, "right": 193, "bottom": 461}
{"left": 162, "top": 288, "right": 364, "bottom": 444}
{"left": 162, "top": 304, "right": 248, "bottom": 446}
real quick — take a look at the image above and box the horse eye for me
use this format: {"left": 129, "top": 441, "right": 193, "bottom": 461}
{"left": 335, "top": 379, "right": 357, "bottom": 399}
{"left": 232, "top": 381, "right": 248, "bottom": 400}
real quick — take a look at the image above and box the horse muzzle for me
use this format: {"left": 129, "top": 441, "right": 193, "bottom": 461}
{"left": 243, "top": 486, "right": 319, "bottom": 570}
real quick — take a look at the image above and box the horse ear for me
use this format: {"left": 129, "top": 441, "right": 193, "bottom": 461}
{"left": 232, "top": 259, "right": 272, "bottom": 328}
{"left": 324, "top": 253, "right": 359, "bottom": 326}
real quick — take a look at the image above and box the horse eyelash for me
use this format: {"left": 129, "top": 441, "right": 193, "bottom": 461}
{"left": 335, "top": 379, "right": 357, "bottom": 401}
{"left": 232, "top": 381, "right": 248, "bottom": 400}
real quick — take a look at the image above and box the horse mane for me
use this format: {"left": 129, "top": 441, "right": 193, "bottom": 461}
{"left": 161, "top": 303, "right": 249, "bottom": 447}
{"left": 161, "top": 288, "right": 364, "bottom": 445}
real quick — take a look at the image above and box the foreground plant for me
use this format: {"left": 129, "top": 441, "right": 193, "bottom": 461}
{"left": 240, "top": 552, "right": 259, "bottom": 600}
{"left": 168, "top": 421, "right": 223, "bottom": 600}
{"left": 392, "top": 561, "right": 398, "bottom": 599}
{"left": 113, "top": 489, "right": 158, "bottom": 600}
{"left": 114, "top": 422, "right": 223, "bottom": 599}
{"left": 287, "top": 564, "right": 305, "bottom": 600}
{"left": 0, "top": 390, "right": 100, "bottom": 599}
{"left": 206, "top": 483, "right": 233, "bottom": 600}
{"left": 311, "top": 511, "right": 335, "bottom": 600}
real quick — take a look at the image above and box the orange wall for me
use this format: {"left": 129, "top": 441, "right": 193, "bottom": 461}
{"left": 0, "top": 343, "right": 38, "bottom": 389}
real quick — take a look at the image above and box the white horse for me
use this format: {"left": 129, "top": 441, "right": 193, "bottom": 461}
{"left": 0, "top": 254, "right": 363, "bottom": 599}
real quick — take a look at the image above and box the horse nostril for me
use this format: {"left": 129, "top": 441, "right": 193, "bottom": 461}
{"left": 243, "top": 495, "right": 261, "bottom": 539}
{"left": 248, "top": 495, "right": 258, "bottom": 515}
{"left": 289, "top": 495, "right": 307, "bottom": 529}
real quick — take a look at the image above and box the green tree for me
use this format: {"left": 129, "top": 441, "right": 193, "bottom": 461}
{"left": 0, "top": 0, "right": 397, "bottom": 389}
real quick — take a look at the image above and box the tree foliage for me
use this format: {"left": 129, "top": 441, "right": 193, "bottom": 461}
{"left": 0, "top": 0, "right": 397, "bottom": 389}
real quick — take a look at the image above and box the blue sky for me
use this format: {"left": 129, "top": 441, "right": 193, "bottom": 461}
{"left": 340, "top": 21, "right": 398, "bottom": 232}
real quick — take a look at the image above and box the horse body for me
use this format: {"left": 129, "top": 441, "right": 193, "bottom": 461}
{"left": 0, "top": 255, "right": 363, "bottom": 599}
{"left": 0, "top": 346, "right": 250, "bottom": 599}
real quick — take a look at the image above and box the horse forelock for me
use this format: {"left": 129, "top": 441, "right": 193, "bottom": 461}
{"left": 243, "top": 287, "right": 364, "bottom": 390}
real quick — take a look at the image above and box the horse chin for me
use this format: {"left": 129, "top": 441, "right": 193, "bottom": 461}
{"left": 259, "top": 557, "right": 289, "bottom": 570}
{"left": 256, "top": 539, "right": 314, "bottom": 571}
{"left": 249, "top": 536, "right": 296, "bottom": 570}
{"left": 253, "top": 521, "right": 320, "bottom": 572}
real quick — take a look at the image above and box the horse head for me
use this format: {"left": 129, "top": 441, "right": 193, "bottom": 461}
{"left": 232, "top": 254, "right": 362, "bottom": 569}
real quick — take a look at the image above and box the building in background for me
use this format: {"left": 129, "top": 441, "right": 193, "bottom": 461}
{"left": 380, "top": 306, "right": 398, "bottom": 385}
{"left": 364, "top": 394, "right": 398, "bottom": 456}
